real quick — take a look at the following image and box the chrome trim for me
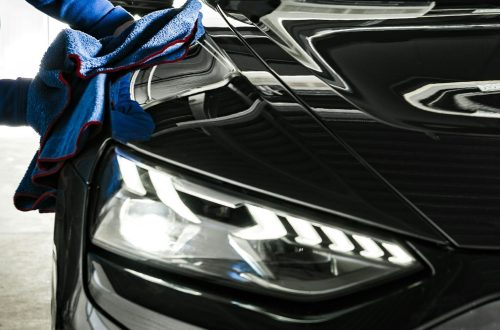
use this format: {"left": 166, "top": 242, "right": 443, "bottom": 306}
{"left": 243, "top": 71, "right": 333, "bottom": 91}
{"left": 473, "top": 9, "right": 500, "bottom": 15}
{"left": 124, "top": 269, "right": 203, "bottom": 297}
{"left": 141, "top": 78, "right": 234, "bottom": 111}
{"left": 175, "top": 99, "right": 265, "bottom": 129}
{"left": 308, "top": 24, "right": 500, "bottom": 39}
{"left": 262, "top": 1, "right": 435, "bottom": 22}
{"left": 146, "top": 65, "right": 158, "bottom": 102}
{"left": 89, "top": 263, "right": 204, "bottom": 330}
{"left": 150, "top": 99, "right": 265, "bottom": 137}
{"left": 404, "top": 81, "right": 500, "bottom": 119}
{"left": 258, "top": 0, "right": 435, "bottom": 87}
{"left": 130, "top": 70, "right": 140, "bottom": 101}
{"left": 303, "top": 23, "right": 500, "bottom": 91}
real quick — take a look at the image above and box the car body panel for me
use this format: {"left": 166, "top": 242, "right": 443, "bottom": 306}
{"left": 199, "top": 1, "right": 500, "bottom": 249}
{"left": 55, "top": 1, "right": 500, "bottom": 329}
{"left": 130, "top": 33, "right": 447, "bottom": 243}
{"left": 58, "top": 144, "right": 500, "bottom": 330}
{"left": 208, "top": 0, "right": 500, "bottom": 135}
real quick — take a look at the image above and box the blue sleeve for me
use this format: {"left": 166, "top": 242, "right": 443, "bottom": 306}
{"left": 25, "top": 0, "right": 132, "bottom": 39}
{"left": 0, "top": 79, "right": 31, "bottom": 126}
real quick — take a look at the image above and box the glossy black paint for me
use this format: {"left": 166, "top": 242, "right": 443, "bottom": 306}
{"left": 86, "top": 243, "right": 500, "bottom": 330}
{"left": 53, "top": 1, "right": 500, "bottom": 329}
{"left": 55, "top": 159, "right": 500, "bottom": 329}
{"left": 132, "top": 35, "right": 446, "bottom": 244}
{"left": 209, "top": 0, "right": 500, "bottom": 135}
{"left": 54, "top": 158, "right": 500, "bottom": 329}
{"left": 206, "top": 3, "right": 500, "bottom": 249}
{"left": 324, "top": 120, "right": 500, "bottom": 249}
{"left": 53, "top": 158, "right": 100, "bottom": 329}
{"left": 54, "top": 150, "right": 500, "bottom": 329}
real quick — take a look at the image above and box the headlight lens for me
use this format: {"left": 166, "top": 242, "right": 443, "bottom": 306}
{"left": 91, "top": 149, "right": 422, "bottom": 300}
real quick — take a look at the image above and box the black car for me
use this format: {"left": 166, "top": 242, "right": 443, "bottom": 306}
{"left": 52, "top": 1, "right": 500, "bottom": 329}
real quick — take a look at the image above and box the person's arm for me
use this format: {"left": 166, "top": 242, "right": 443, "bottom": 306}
{"left": 0, "top": 79, "right": 31, "bottom": 126}
{"left": 25, "top": 0, "right": 133, "bottom": 39}
{"left": 0, "top": 1, "right": 134, "bottom": 127}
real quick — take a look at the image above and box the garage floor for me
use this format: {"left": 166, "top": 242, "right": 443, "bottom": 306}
{"left": 0, "top": 127, "right": 53, "bottom": 330}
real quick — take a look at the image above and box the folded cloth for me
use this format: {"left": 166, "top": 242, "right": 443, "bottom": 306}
{"left": 14, "top": 0, "right": 205, "bottom": 212}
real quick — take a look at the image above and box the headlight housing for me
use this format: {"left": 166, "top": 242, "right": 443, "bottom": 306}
{"left": 91, "top": 148, "right": 423, "bottom": 301}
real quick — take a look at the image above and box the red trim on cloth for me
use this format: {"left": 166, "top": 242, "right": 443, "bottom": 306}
{"left": 69, "top": 20, "right": 199, "bottom": 80}
{"left": 13, "top": 191, "right": 57, "bottom": 212}
{"left": 33, "top": 120, "right": 102, "bottom": 173}
{"left": 14, "top": 20, "right": 199, "bottom": 211}
{"left": 14, "top": 120, "right": 102, "bottom": 211}
{"left": 38, "top": 20, "right": 198, "bottom": 164}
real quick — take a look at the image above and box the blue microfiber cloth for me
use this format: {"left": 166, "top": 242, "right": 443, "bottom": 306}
{"left": 14, "top": 0, "right": 205, "bottom": 212}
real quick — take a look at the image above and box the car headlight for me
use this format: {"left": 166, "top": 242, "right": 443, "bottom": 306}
{"left": 91, "top": 148, "right": 423, "bottom": 301}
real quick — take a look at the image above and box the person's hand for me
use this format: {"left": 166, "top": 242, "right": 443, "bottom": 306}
{"left": 113, "top": 19, "right": 135, "bottom": 37}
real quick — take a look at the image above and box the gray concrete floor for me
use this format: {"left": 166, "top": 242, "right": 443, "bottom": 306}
{"left": 0, "top": 127, "right": 53, "bottom": 330}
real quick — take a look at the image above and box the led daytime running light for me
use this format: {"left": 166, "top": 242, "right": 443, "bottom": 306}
{"left": 114, "top": 155, "right": 418, "bottom": 267}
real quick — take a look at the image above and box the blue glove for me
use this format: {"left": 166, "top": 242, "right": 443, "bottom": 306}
{"left": 26, "top": 0, "right": 133, "bottom": 39}
{"left": 111, "top": 73, "right": 155, "bottom": 143}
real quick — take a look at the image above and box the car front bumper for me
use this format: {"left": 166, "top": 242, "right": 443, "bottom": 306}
{"left": 52, "top": 142, "right": 500, "bottom": 330}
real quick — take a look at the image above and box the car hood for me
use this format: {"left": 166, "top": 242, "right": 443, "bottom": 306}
{"left": 208, "top": 0, "right": 500, "bottom": 249}
{"left": 129, "top": 37, "right": 446, "bottom": 245}
{"left": 129, "top": 1, "right": 500, "bottom": 249}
